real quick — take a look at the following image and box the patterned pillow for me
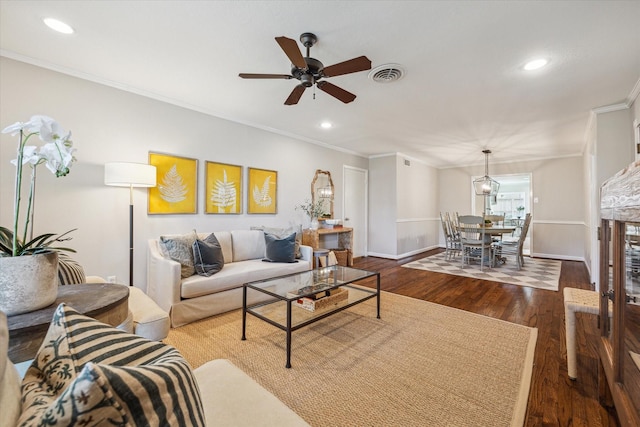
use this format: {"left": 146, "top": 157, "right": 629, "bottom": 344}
{"left": 57, "top": 255, "right": 86, "bottom": 285}
{"left": 159, "top": 234, "right": 197, "bottom": 278}
{"left": 193, "top": 233, "right": 225, "bottom": 276}
{"left": 18, "top": 303, "right": 205, "bottom": 427}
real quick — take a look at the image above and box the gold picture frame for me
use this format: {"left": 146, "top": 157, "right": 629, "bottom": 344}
{"left": 205, "top": 161, "right": 242, "bottom": 214}
{"left": 148, "top": 152, "right": 198, "bottom": 214}
{"left": 247, "top": 167, "right": 277, "bottom": 214}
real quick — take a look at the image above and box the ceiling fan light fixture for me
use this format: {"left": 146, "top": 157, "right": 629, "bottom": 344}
{"left": 43, "top": 18, "right": 74, "bottom": 34}
{"left": 523, "top": 58, "right": 548, "bottom": 71}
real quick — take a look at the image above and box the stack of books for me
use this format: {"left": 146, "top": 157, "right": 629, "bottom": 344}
{"left": 286, "top": 286, "right": 348, "bottom": 312}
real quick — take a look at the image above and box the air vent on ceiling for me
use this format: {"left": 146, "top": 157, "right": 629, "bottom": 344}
{"left": 368, "top": 64, "right": 405, "bottom": 83}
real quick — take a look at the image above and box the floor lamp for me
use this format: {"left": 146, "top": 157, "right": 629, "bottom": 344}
{"left": 104, "top": 162, "right": 156, "bottom": 286}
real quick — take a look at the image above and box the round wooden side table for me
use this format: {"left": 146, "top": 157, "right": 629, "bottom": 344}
{"left": 7, "top": 283, "right": 129, "bottom": 363}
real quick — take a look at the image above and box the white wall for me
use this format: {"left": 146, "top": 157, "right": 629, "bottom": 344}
{"left": 0, "top": 58, "right": 367, "bottom": 289}
{"left": 396, "top": 155, "right": 439, "bottom": 257}
{"left": 595, "top": 109, "right": 635, "bottom": 187}
{"left": 368, "top": 154, "right": 439, "bottom": 259}
{"left": 368, "top": 155, "right": 397, "bottom": 256}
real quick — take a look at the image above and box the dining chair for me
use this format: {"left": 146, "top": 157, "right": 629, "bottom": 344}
{"left": 457, "top": 215, "right": 493, "bottom": 271}
{"left": 495, "top": 213, "right": 531, "bottom": 270}
{"left": 440, "top": 212, "right": 460, "bottom": 260}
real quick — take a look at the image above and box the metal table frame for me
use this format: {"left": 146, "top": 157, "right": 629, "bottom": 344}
{"left": 242, "top": 266, "right": 380, "bottom": 368}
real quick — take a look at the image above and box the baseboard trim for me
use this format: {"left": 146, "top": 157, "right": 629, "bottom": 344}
{"left": 530, "top": 252, "right": 585, "bottom": 263}
{"left": 367, "top": 245, "right": 441, "bottom": 260}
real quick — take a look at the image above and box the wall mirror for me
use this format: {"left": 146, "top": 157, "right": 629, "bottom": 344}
{"left": 311, "top": 169, "right": 334, "bottom": 219}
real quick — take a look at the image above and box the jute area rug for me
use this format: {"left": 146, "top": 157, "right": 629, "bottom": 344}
{"left": 403, "top": 252, "right": 561, "bottom": 291}
{"left": 165, "top": 291, "right": 537, "bottom": 427}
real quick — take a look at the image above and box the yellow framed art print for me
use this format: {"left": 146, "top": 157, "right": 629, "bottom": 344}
{"left": 247, "top": 167, "right": 277, "bottom": 214}
{"left": 148, "top": 152, "right": 198, "bottom": 214}
{"left": 205, "top": 161, "right": 242, "bottom": 214}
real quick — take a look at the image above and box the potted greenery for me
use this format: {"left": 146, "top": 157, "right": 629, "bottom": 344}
{"left": 516, "top": 206, "right": 525, "bottom": 218}
{"left": 295, "top": 199, "right": 325, "bottom": 230}
{"left": 0, "top": 115, "right": 77, "bottom": 315}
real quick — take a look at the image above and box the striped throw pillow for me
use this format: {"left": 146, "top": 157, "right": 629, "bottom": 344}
{"left": 18, "top": 304, "right": 205, "bottom": 427}
{"left": 57, "top": 256, "right": 86, "bottom": 285}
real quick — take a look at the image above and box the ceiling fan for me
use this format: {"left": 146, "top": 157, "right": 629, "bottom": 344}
{"left": 239, "top": 32, "right": 372, "bottom": 105}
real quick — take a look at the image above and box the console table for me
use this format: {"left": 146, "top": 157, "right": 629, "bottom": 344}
{"left": 302, "top": 227, "right": 354, "bottom": 266}
{"left": 7, "top": 283, "right": 129, "bottom": 363}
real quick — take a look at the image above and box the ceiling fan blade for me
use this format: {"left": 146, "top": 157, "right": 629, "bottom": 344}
{"left": 322, "top": 55, "right": 372, "bottom": 77}
{"left": 275, "top": 36, "right": 307, "bottom": 70}
{"left": 285, "top": 85, "right": 306, "bottom": 105}
{"left": 316, "top": 81, "right": 356, "bottom": 104}
{"left": 239, "top": 73, "right": 293, "bottom": 79}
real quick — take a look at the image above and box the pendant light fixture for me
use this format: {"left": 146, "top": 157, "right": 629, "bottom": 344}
{"left": 473, "top": 150, "right": 500, "bottom": 197}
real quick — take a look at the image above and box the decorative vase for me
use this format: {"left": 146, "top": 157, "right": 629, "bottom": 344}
{"left": 310, "top": 217, "right": 319, "bottom": 230}
{"left": 0, "top": 251, "right": 59, "bottom": 316}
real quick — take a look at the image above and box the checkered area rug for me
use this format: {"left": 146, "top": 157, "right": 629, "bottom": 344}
{"left": 403, "top": 252, "right": 561, "bottom": 291}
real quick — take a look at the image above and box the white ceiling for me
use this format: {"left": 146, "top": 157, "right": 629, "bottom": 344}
{"left": 1, "top": 1, "right": 639, "bottom": 168}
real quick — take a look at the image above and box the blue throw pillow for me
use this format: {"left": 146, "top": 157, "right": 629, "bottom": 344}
{"left": 192, "top": 233, "right": 225, "bottom": 276}
{"left": 263, "top": 232, "right": 297, "bottom": 263}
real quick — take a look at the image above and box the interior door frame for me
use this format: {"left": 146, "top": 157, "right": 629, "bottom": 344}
{"left": 343, "top": 165, "right": 368, "bottom": 257}
{"left": 471, "top": 172, "right": 533, "bottom": 253}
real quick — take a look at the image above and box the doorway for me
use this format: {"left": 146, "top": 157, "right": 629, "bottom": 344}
{"left": 343, "top": 165, "right": 368, "bottom": 258}
{"left": 472, "top": 173, "right": 532, "bottom": 254}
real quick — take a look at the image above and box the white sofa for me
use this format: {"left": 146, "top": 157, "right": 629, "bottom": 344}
{"left": 86, "top": 275, "right": 171, "bottom": 341}
{"left": 147, "top": 230, "right": 312, "bottom": 327}
{"left": 0, "top": 312, "right": 309, "bottom": 427}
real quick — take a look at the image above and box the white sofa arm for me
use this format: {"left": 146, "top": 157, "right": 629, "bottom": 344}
{"left": 299, "top": 244, "right": 312, "bottom": 262}
{"left": 146, "top": 239, "right": 182, "bottom": 314}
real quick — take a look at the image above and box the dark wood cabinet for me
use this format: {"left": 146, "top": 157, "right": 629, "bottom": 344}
{"left": 599, "top": 160, "right": 640, "bottom": 426}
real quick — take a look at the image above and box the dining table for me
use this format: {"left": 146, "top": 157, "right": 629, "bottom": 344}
{"left": 455, "top": 224, "right": 517, "bottom": 267}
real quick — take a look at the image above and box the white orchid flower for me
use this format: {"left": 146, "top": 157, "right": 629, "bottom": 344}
{"left": 2, "top": 121, "right": 28, "bottom": 135}
{"left": 10, "top": 146, "right": 40, "bottom": 166}
{"left": 39, "top": 140, "right": 75, "bottom": 176}
{"left": 30, "top": 115, "right": 67, "bottom": 142}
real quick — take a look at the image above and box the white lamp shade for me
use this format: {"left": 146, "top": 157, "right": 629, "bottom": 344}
{"left": 104, "top": 162, "right": 156, "bottom": 187}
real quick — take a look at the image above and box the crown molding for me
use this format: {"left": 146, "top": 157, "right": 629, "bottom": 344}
{"left": 627, "top": 76, "right": 640, "bottom": 107}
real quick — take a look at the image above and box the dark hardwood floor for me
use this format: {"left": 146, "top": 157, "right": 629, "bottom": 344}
{"left": 351, "top": 249, "right": 619, "bottom": 427}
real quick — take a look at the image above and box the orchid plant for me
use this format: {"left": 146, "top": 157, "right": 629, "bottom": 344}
{"left": 0, "top": 115, "right": 77, "bottom": 257}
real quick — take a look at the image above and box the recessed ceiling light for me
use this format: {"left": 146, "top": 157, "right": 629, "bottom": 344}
{"left": 320, "top": 122, "right": 332, "bottom": 129}
{"left": 523, "top": 58, "right": 548, "bottom": 71}
{"left": 43, "top": 18, "right": 74, "bottom": 34}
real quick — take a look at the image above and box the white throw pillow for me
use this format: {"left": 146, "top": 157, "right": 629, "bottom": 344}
{"left": 231, "top": 230, "right": 266, "bottom": 261}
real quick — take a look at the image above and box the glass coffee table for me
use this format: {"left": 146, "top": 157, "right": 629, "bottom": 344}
{"left": 242, "top": 265, "right": 380, "bottom": 368}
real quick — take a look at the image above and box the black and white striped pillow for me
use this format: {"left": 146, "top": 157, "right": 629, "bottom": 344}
{"left": 57, "top": 255, "right": 86, "bottom": 285}
{"left": 18, "top": 303, "right": 205, "bottom": 427}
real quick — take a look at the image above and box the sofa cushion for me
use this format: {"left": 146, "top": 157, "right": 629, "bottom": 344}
{"left": 18, "top": 303, "right": 205, "bottom": 426}
{"left": 0, "top": 312, "right": 21, "bottom": 427}
{"left": 181, "top": 258, "right": 311, "bottom": 299}
{"left": 231, "top": 230, "right": 266, "bottom": 262}
{"left": 159, "top": 233, "right": 197, "bottom": 278}
{"left": 263, "top": 232, "right": 297, "bottom": 263}
{"left": 193, "top": 233, "right": 225, "bottom": 276}
{"left": 57, "top": 255, "right": 87, "bottom": 285}
{"left": 251, "top": 225, "right": 302, "bottom": 258}
{"left": 194, "top": 359, "right": 310, "bottom": 426}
